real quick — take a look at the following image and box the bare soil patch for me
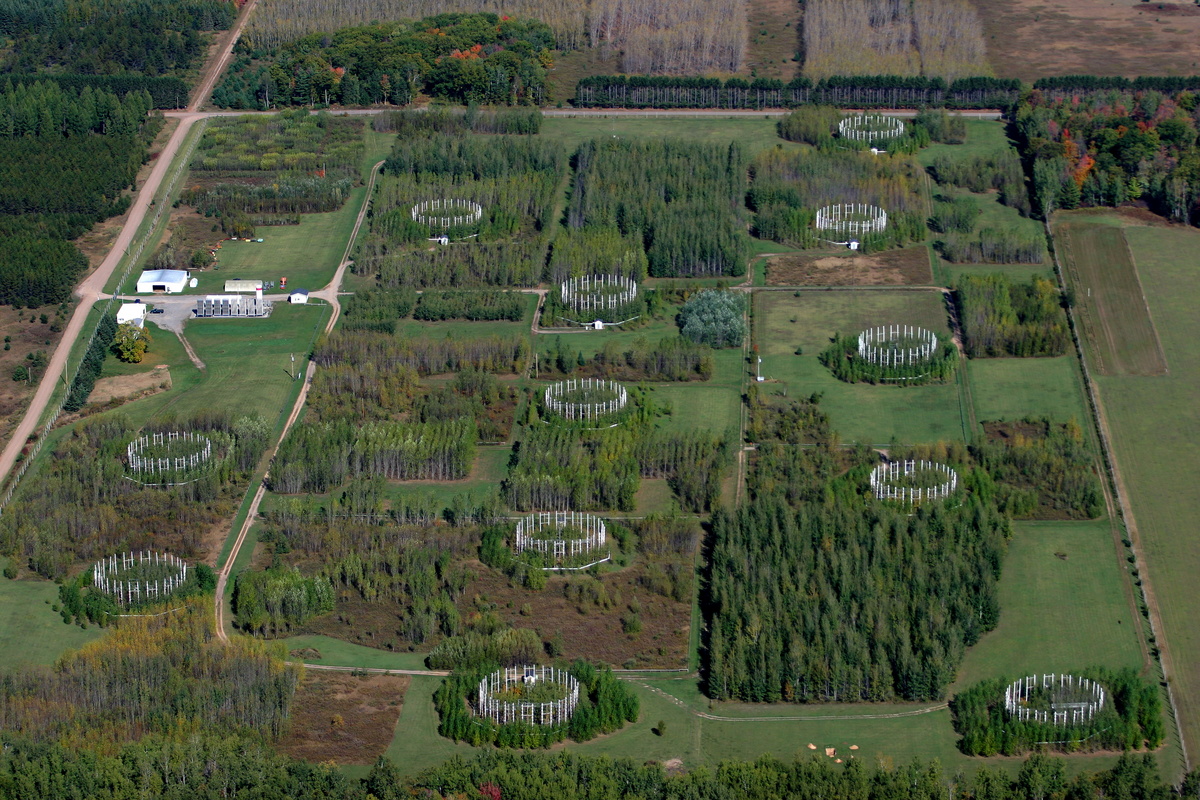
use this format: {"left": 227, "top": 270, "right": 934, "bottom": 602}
{"left": 975, "top": 0, "right": 1200, "bottom": 81}
{"left": 276, "top": 671, "right": 410, "bottom": 765}
{"left": 88, "top": 366, "right": 171, "bottom": 405}
{"left": 765, "top": 246, "right": 933, "bottom": 286}
{"left": 982, "top": 419, "right": 1049, "bottom": 443}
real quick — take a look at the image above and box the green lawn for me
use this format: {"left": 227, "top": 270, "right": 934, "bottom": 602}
{"left": 280, "top": 635, "right": 431, "bottom": 671}
{"left": 0, "top": 574, "right": 101, "bottom": 671}
{"left": 756, "top": 289, "right": 965, "bottom": 444}
{"left": 954, "top": 519, "right": 1143, "bottom": 689}
{"left": 967, "top": 357, "right": 1091, "bottom": 426}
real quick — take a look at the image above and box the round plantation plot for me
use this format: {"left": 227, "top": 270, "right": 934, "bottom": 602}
{"left": 858, "top": 324, "right": 939, "bottom": 369}
{"left": 870, "top": 459, "right": 959, "bottom": 505}
{"left": 560, "top": 274, "right": 638, "bottom": 318}
{"left": 815, "top": 203, "right": 888, "bottom": 237}
{"left": 126, "top": 431, "right": 213, "bottom": 481}
{"left": 1005, "top": 674, "right": 1107, "bottom": 726}
{"left": 515, "top": 510, "right": 608, "bottom": 567}
{"left": 838, "top": 113, "right": 906, "bottom": 143}
{"left": 477, "top": 665, "right": 580, "bottom": 726}
{"left": 410, "top": 198, "right": 484, "bottom": 229}
{"left": 544, "top": 378, "right": 628, "bottom": 424}
{"left": 93, "top": 550, "right": 189, "bottom": 606}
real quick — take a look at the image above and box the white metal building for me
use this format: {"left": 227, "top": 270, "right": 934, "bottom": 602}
{"left": 136, "top": 269, "right": 188, "bottom": 294}
{"left": 116, "top": 302, "right": 147, "bottom": 328}
{"left": 288, "top": 289, "right": 309, "bottom": 304}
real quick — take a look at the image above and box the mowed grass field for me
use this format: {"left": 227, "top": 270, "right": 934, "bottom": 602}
{"left": 967, "top": 356, "right": 1090, "bottom": 426}
{"left": 1073, "top": 215, "right": 1200, "bottom": 769}
{"left": 0, "top": 574, "right": 100, "bottom": 671}
{"left": 755, "top": 289, "right": 965, "bottom": 444}
{"left": 1055, "top": 218, "right": 1168, "bottom": 376}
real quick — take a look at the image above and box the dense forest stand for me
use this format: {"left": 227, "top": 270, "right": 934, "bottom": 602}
{"left": 560, "top": 275, "right": 638, "bottom": 317}
{"left": 477, "top": 665, "right": 579, "bottom": 726}
{"left": 1005, "top": 674, "right": 1106, "bottom": 726}
{"left": 838, "top": 113, "right": 907, "bottom": 143}
{"left": 815, "top": 203, "right": 889, "bottom": 239}
{"left": 858, "top": 325, "right": 938, "bottom": 367}
{"left": 515, "top": 510, "right": 608, "bottom": 567}
{"left": 411, "top": 199, "right": 483, "bottom": 229}
{"left": 543, "top": 378, "right": 628, "bottom": 423}
{"left": 93, "top": 551, "right": 188, "bottom": 606}
{"left": 869, "top": 459, "right": 959, "bottom": 505}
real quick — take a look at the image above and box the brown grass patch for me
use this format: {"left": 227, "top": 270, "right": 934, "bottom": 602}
{"left": 277, "top": 671, "right": 409, "bottom": 765}
{"left": 982, "top": 419, "right": 1048, "bottom": 443}
{"left": 0, "top": 305, "right": 72, "bottom": 446}
{"left": 89, "top": 366, "right": 171, "bottom": 405}
{"left": 746, "top": 0, "right": 801, "bottom": 81}
{"left": 976, "top": 0, "right": 1200, "bottom": 81}
{"left": 765, "top": 246, "right": 933, "bottom": 286}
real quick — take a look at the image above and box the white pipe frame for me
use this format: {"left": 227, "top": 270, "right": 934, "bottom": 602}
{"left": 857, "top": 324, "right": 939, "bottom": 368}
{"left": 838, "top": 113, "right": 906, "bottom": 142}
{"left": 92, "top": 550, "right": 189, "bottom": 606}
{"left": 1004, "top": 673, "right": 1107, "bottom": 727}
{"left": 477, "top": 665, "right": 580, "bottom": 727}
{"left": 560, "top": 274, "right": 638, "bottom": 315}
{"left": 869, "top": 459, "right": 959, "bottom": 505}
{"left": 515, "top": 511, "right": 607, "bottom": 564}
{"left": 411, "top": 199, "right": 484, "bottom": 229}
{"left": 127, "top": 431, "right": 213, "bottom": 475}
{"left": 815, "top": 203, "right": 888, "bottom": 236}
{"left": 544, "top": 378, "right": 628, "bottom": 423}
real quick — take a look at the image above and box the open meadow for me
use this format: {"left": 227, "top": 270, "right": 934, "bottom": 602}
{"left": 1064, "top": 211, "right": 1200, "bottom": 767}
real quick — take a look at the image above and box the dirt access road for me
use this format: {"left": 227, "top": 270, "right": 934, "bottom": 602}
{"left": 0, "top": 0, "right": 259, "bottom": 495}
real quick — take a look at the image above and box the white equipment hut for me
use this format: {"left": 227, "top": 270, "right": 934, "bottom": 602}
{"left": 288, "top": 289, "right": 309, "bottom": 304}
{"left": 136, "top": 269, "right": 188, "bottom": 294}
{"left": 116, "top": 302, "right": 147, "bottom": 328}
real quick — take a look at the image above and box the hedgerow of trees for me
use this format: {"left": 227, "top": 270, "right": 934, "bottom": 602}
{"left": 568, "top": 138, "right": 749, "bottom": 277}
{"left": 957, "top": 274, "right": 1069, "bottom": 357}
{"left": 951, "top": 668, "right": 1164, "bottom": 755}
{"left": 706, "top": 496, "right": 1008, "bottom": 703}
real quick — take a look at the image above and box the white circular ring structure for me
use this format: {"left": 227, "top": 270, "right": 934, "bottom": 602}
{"left": 857, "top": 325, "right": 938, "bottom": 368}
{"left": 127, "top": 431, "right": 212, "bottom": 475}
{"left": 544, "top": 378, "right": 628, "bottom": 423}
{"left": 870, "top": 460, "right": 958, "bottom": 504}
{"left": 815, "top": 203, "right": 888, "bottom": 236}
{"left": 839, "top": 113, "right": 906, "bottom": 142}
{"left": 477, "top": 665, "right": 580, "bottom": 726}
{"left": 411, "top": 199, "right": 483, "bottom": 228}
{"left": 1004, "top": 673, "right": 1106, "bottom": 727}
{"left": 93, "top": 550, "right": 188, "bottom": 606}
{"left": 560, "top": 274, "right": 638, "bottom": 315}
{"left": 516, "top": 511, "right": 607, "bottom": 564}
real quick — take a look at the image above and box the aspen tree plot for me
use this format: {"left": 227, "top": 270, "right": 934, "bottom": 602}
{"left": 560, "top": 275, "right": 638, "bottom": 321}
{"left": 1004, "top": 674, "right": 1106, "bottom": 727}
{"left": 411, "top": 199, "right": 484, "bottom": 230}
{"left": 815, "top": 203, "right": 889, "bottom": 238}
{"left": 821, "top": 324, "right": 958, "bottom": 384}
{"left": 125, "top": 431, "right": 214, "bottom": 485}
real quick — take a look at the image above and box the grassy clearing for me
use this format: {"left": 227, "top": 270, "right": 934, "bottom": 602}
{"left": 0, "top": 574, "right": 100, "bottom": 671}
{"left": 967, "top": 357, "right": 1090, "bottom": 426}
{"left": 280, "top": 635, "right": 430, "bottom": 671}
{"left": 1055, "top": 219, "right": 1167, "bottom": 377}
{"left": 1081, "top": 217, "right": 1200, "bottom": 768}
{"left": 755, "top": 289, "right": 964, "bottom": 444}
{"left": 954, "top": 519, "right": 1142, "bottom": 688}
{"left": 381, "top": 445, "right": 510, "bottom": 508}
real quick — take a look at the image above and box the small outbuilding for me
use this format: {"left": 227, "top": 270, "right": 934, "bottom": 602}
{"left": 288, "top": 289, "right": 309, "bottom": 304}
{"left": 116, "top": 302, "right": 147, "bottom": 328}
{"left": 224, "top": 279, "right": 263, "bottom": 293}
{"left": 136, "top": 269, "right": 188, "bottom": 294}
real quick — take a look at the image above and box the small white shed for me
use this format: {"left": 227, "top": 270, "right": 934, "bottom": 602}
{"left": 136, "top": 269, "right": 188, "bottom": 294}
{"left": 288, "top": 289, "right": 309, "bottom": 304}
